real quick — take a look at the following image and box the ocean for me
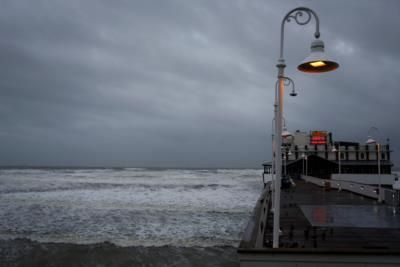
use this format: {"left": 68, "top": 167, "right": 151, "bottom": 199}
{"left": 0, "top": 167, "right": 265, "bottom": 266}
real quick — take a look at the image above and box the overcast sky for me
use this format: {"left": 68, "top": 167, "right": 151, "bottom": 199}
{"left": 0, "top": 0, "right": 399, "bottom": 168}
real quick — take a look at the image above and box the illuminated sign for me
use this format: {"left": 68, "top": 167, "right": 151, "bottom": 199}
{"left": 310, "top": 131, "right": 328, "bottom": 145}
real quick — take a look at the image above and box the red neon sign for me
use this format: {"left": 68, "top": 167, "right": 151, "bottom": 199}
{"left": 310, "top": 131, "right": 328, "bottom": 145}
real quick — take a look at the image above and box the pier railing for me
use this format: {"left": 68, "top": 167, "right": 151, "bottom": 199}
{"left": 302, "top": 175, "right": 399, "bottom": 206}
{"left": 239, "top": 181, "right": 271, "bottom": 249}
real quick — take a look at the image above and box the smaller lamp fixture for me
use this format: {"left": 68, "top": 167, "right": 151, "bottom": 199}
{"left": 282, "top": 128, "right": 292, "bottom": 138}
{"left": 331, "top": 147, "right": 337, "bottom": 152}
{"left": 366, "top": 136, "right": 377, "bottom": 145}
{"left": 298, "top": 39, "right": 339, "bottom": 73}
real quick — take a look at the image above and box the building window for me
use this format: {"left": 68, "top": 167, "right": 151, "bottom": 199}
{"left": 381, "top": 153, "right": 385, "bottom": 160}
{"left": 360, "top": 153, "right": 365, "bottom": 160}
{"left": 340, "top": 152, "right": 345, "bottom": 160}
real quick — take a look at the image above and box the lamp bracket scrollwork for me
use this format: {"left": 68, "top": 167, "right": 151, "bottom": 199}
{"left": 279, "top": 7, "right": 320, "bottom": 59}
{"left": 275, "top": 76, "right": 297, "bottom": 97}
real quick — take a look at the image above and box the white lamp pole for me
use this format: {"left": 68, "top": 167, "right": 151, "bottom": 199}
{"left": 339, "top": 146, "right": 341, "bottom": 174}
{"left": 282, "top": 126, "right": 293, "bottom": 177}
{"left": 305, "top": 155, "right": 308, "bottom": 176}
{"left": 378, "top": 143, "right": 381, "bottom": 199}
{"left": 271, "top": 120, "right": 275, "bottom": 212}
{"left": 284, "top": 151, "right": 287, "bottom": 176}
{"left": 272, "top": 7, "right": 339, "bottom": 248}
{"left": 285, "top": 150, "right": 292, "bottom": 176}
{"left": 366, "top": 127, "right": 381, "bottom": 202}
{"left": 332, "top": 145, "right": 341, "bottom": 174}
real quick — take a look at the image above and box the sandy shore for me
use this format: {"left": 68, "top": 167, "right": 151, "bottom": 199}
{"left": 0, "top": 238, "right": 239, "bottom": 267}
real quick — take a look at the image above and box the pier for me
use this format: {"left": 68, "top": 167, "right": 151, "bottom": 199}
{"left": 238, "top": 176, "right": 400, "bottom": 266}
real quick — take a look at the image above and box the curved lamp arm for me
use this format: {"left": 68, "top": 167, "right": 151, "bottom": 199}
{"left": 279, "top": 7, "right": 320, "bottom": 60}
{"left": 275, "top": 76, "right": 296, "bottom": 98}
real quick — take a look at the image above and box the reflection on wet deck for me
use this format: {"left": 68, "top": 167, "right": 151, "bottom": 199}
{"left": 300, "top": 205, "right": 400, "bottom": 228}
{"left": 264, "top": 179, "right": 400, "bottom": 249}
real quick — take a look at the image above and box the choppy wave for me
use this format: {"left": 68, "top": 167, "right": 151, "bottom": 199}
{"left": 0, "top": 168, "right": 264, "bottom": 247}
{"left": 0, "top": 238, "right": 239, "bottom": 267}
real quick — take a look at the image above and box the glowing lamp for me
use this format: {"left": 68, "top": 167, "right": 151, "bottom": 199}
{"left": 297, "top": 39, "right": 339, "bottom": 73}
{"left": 309, "top": 61, "right": 326, "bottom": 67}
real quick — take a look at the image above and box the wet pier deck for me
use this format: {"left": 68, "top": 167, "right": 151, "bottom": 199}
{"left": 238, "top": 178, "right": 400, "bottom": 266}
{"left": 265, "top": 179, "right": 400, "bottom": 250}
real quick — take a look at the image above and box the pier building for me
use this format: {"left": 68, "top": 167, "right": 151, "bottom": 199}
{"left": 264, "top": 130, "right": 394, "bottom": 181}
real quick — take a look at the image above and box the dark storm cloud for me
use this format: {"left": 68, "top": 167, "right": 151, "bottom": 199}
{"left": 0, "top": 0, "right": 399, "bottom": 168}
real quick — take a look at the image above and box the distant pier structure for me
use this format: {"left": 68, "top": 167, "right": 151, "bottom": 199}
{"left": 264, "top": 130, "right": 394, "bottom": 181}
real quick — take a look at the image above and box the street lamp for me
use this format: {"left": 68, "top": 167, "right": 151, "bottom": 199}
{"left": 282, "top": 128, "right": 293, "bottom": 177}
{"left": 284, "top": 149, "right": 292, "bottom": 176}
{"left": 305, "top": 154, "right": 308, "bottom": 176}
{"left": 282, "top": 146, "right": 291, "bottom": 177}
{"left": 332, "top": 145, "right": 341, "bottom": 174}
{"left": 301, "top": 152, "right": 308, "bottom": 176}
{"left": 366, "top": 126, "right": 382, "bottom": 203}
{"left": 297, "top": 39, "right": 339, "bottom": 73}
{"left": 302, "top": 153, "right": 308, "bottom": 176}
{"left": 272, "top": 7, "right": 339, "bottom": 248}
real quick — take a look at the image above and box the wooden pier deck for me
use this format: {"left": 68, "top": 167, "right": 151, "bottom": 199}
{"left": 238, "top": 178, "right": 400, "bottom": 266}
{"left": 266, "top": 179, "right": 400, "bottom": 250}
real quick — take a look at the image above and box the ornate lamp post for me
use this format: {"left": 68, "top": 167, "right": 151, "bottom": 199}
{"left": 272, "top": 7, "right": 339, "bottom": 248}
